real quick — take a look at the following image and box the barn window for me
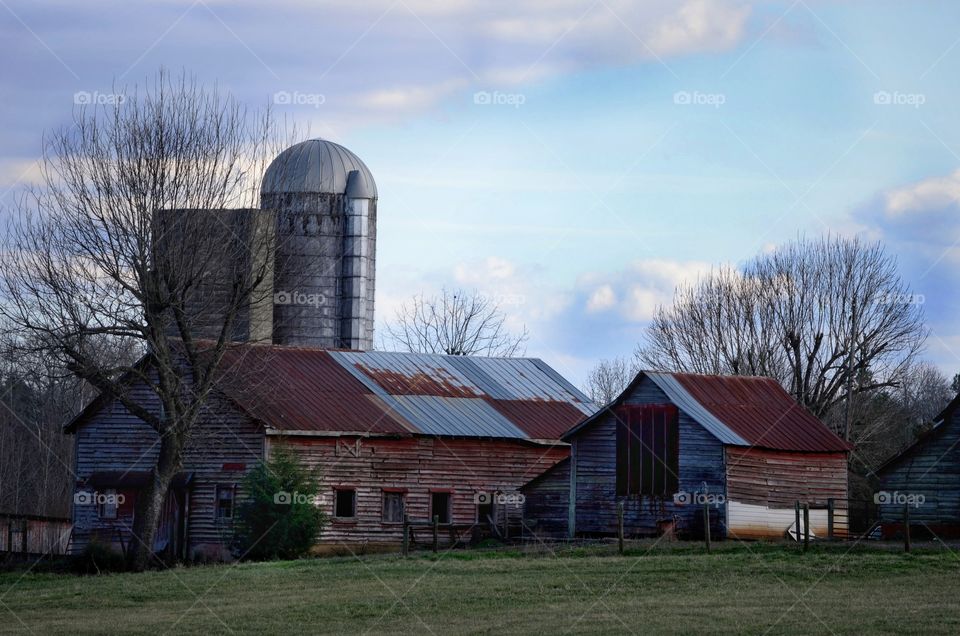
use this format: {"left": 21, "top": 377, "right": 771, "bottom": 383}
{"left": 334, "top": 488, "right": 356, "bottom": 518}
{"left": 382, "top": 491, "right": 405, "bottom": 523}
{"left": 215, "top": 485, "right": 235, "bottom": 520}
{"left": 615, "top": 404, "right": 679, "bottom": 497}
{"left": 431, "top": 492, "right": 451, "bottom": 524}
{"left": 98, "top": 488, "right": 118, "bottom": 519}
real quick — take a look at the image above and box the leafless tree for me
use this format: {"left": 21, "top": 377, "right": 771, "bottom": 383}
{"left": 584, "top": 356, "right": 637, "bottom": 405}
{"left": 383, "top": 288, "right": 528, "bottom": 356}
{"left": 0, "top": 70, "right": 285, "bottom": 570}
{"left": 637, "top": 236, "right": 927, "bottom": 438}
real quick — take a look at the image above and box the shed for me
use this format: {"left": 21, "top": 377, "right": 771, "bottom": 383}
{"left": 876, "top": 392, "right": 960, "bottom": 538}
{"left": 545, "top": 371, "right": 852, "bottom": 541}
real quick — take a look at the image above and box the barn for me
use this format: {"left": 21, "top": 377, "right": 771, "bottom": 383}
{"left": 876, "top": 392, "right": 960, "bottom": 539}
{"left": 65, "top": 344, "right": 594, "bottom": 560}
{"left": 524, "top": 371, "right": 852, "bottom": 541}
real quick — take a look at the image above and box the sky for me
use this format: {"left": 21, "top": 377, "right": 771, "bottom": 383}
{"left": 1, "top": 0, "right": 959, "bottom": 387}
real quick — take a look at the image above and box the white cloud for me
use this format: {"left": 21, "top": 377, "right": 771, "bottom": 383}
{"left": 884, "top": 168, "right": 960, "bottom": 217}
{"left": 576, "top": 258, "right": 712, "bottom": 322}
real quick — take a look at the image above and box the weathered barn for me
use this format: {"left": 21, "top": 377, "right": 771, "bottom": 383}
{"left": 66, "top": 345, "right": 593, "bottom": 559}
{"left": 529, "top": 371, "right": 852, "bottom": 541}
{"left": 876, "top": 392, "right": 960, "bottom": 538}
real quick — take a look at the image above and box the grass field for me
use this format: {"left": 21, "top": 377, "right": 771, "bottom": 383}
{"left": 1, "top": 542, "right": 958, "bottom": 634}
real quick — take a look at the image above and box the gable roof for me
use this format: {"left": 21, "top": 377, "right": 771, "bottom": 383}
{"left": 204, "top": 345, "right": 594, "bottom": 441}
{"left": 876, "top": 391, "right": 960, "bottom": 474}
{"left": 564, "top": 370, "right": 852, "bottom": 453}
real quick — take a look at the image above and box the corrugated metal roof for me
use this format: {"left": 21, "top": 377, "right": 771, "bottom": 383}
{"left": 218, "top": 346, "right": 410, "bottom": 435}
{"left": 565, "top": 370, "right": 852, "bottom": 453}
{"left": 261, "top": 139, "right": 378, "bottom": 197}
{"left": 646, "top": 372, "right": 749, "bottom": 446}
{"left": 666, "top": 373, "right": 852, "bottom": 452}
{"left": 217, "top": 345, "right": 594, "bottom": 440}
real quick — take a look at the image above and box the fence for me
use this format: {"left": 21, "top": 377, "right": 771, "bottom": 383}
{"left": 0, "top": 514, "right": 73, "bottom": 558}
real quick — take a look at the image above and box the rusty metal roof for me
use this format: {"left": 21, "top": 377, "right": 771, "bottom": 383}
{"left": 660, "top": 373, "right": 852, "bottom": 452}
{"left": 565, "top": 370, "right": 852, "bottom": 452}
{"left": 217, "top": 346, "right": 594, "bottom": 440}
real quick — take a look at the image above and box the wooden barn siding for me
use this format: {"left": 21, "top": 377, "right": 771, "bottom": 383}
{"left": 521, "top": 459, "right": 570, "bottom": 539}
{"left": 272, "top": 436, "right": 568, "bottom": 545}
{"left": 72, "top": 380, "right": 264, "bottom": 557}
{"left": 879, "top": 408, "right": 960, "bottom": 526}
{"left": 724, "top": 447, "right": 848, "bottom": 539}
{"left": 571, "top": 377, "right": 727, "bottom": 538}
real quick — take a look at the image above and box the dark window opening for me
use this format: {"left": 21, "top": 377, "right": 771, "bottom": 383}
{"left": 98, "top": 488, "right": 118, "bottom": 519}
{"left": 335, "top": 489, "right": 356, "bottom": 518}
{"left": 477, "top": 501, "right": 494, "bottom": 525}
{"left": 215, "top": 485, "right": 235, "bottom": 520}
{"left": 615, "top": 404, "right": 679, "bottom": 497}
{"left": 431, "top": 492, "right": 451, "bottom": 524}
{"left": 382, "top": 491, "right": 404, "bottom": 523}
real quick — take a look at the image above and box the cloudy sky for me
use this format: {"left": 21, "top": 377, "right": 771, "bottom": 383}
{"left": 2, "top": 0, "right": 958, "bottom": 386}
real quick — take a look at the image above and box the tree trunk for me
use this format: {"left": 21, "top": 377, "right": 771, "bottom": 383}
{"left": 127, "top": 430, "right": 182, "bottom": 571}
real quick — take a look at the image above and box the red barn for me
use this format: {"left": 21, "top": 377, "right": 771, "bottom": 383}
{"left": 66, "top": 345, "right": 593, "bottom": 560}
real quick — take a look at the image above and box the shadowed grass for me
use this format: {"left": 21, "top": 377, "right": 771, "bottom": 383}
{"left": 0, "top": 542, "right": 958, "bottom": 634}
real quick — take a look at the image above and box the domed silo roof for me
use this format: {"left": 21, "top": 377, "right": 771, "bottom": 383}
{"left": 261, "top": 138, "right": 377, "bottom": 197}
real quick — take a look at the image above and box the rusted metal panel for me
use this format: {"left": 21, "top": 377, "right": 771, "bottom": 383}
{"left": 218, "top": 347, "right": 411, "bottom": 434}
{"left": 223, "top": 348, "right": 596, "bottom": 440}
{"left": 488, "top": 399, "right": 590, "bottom": 440}
{"left": 651, "top": 372, "right": 852, "bottom": 452}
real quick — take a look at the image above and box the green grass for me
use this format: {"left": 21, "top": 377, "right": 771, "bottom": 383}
{"left": 1, "top": 542, "right": 959, "bottom": 634}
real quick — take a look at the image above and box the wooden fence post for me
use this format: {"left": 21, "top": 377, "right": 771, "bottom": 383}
{"left": 827, "top": 499, "right": 835, "bottom": 540}
{"left": 802, "top": 504, "right": 810, "bottom": 553}
{"left": 402, "top": 516, "right": 409, "bottom": 558}
{"left": 617, "top": 501, "right": 624, "bottom": 555}
{"left": 903, "top": 504, "right": 911, "bottom": 554}
{"left": 703, "top": 501, "right": 711, "bottom": 553}
{"left": 433, "top": 515, "right": 439, "bottom": 554}
{"left": 794, "top": 501, "right": 801, "bottom": 545}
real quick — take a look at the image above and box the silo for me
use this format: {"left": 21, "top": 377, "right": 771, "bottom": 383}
{"left": 261, "top": 139, "right": 377, "bottom": 349}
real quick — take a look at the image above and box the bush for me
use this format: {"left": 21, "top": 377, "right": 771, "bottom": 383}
{"left": 71, "top": 541, "right": 127, "bottom": 575}
{"left": 233, "top": 445, "right": 326, "bottom": 561}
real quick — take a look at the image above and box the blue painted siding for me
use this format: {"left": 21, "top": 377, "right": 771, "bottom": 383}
{"left": 879, "top": 407, "right": 960, "bottom": 527}
{"left": 570, "top": 377, "right": 727, "bottom": 538}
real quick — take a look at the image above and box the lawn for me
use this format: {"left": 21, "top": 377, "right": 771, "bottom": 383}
{"left": 1, "top": 542, "right": 958, "bottom": 634}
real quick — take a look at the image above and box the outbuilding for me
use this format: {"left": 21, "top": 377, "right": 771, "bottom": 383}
{"left": 876, "top": 392, "right": 960, "bottom": 538}
{"left": 526, "top": 371, "right": 852, "bottom": 541}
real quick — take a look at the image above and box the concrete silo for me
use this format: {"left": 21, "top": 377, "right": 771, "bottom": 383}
{"left": 261, "top": 139, "right": 377, "bottom": 350}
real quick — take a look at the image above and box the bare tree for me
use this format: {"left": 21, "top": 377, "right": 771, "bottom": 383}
{"left": 0, "top": 70, "right": 284, "bottom": 570}
{"left": 383, "top": 288, "right": 528, "bottom": 356}
{"left": 584, "top": 356, "right": 637, "bottom": 405}
{"left": 637, "top": 236, "right": 927, "bottom": 436}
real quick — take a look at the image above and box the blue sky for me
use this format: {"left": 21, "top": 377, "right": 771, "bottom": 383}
{"left": 1, "top": 0, "right": 958, "bottom": 386}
